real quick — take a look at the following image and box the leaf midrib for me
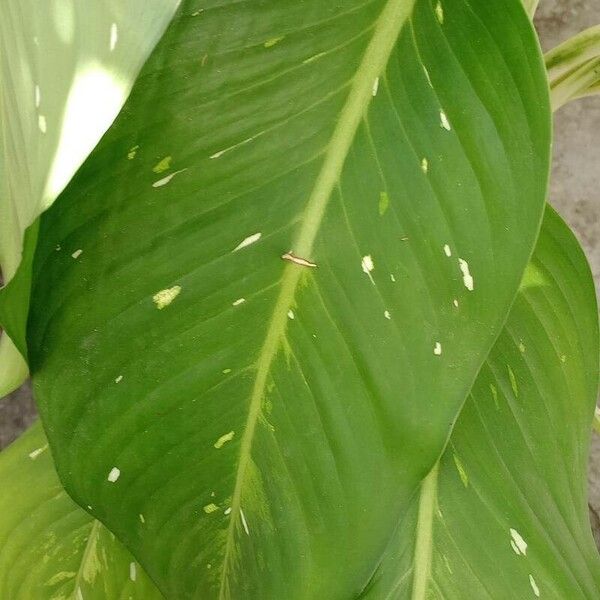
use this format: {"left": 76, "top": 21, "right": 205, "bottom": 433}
{"left": 411, "top": 464, "right": 439, "bottom": 600}
{"left": 70, "top": 519, "right": 101, "bottom": 600}
{"left": 218, "top": 0, "right": 416, "bottom": 596}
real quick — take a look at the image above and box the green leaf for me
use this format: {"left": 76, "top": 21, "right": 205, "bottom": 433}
{"left": 0, "top": 338, "right": 28, "bottom": 403}
{"left": 0, "top": 422, "right": 162, "bottom": 599}
{"left": 0, "top": 0, "right": 179, "bottom": 396}
{"left": 4, "top": 0, "right": 550, "bottom": 597}
{"left": 521, "top": 0, "right": 539, "bottom": 19}
{"left": 360, "top": 207, "right": 600, "bottom": 598}
{"left": 545, "top": 25, "right": 600, "bottom": 110}
{"left": 0, "top": 223, "right": 39, "bottom": 359}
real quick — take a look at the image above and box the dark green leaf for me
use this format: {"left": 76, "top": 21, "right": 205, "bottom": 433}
{"left": 2, "top": 0, "right": 550, "bottom": 597}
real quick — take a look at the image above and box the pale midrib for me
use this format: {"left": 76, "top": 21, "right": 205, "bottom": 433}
{"left": 217, "top": 0, "right": 416, "bottom": 596}
{"left": 411, "top": 463, "right": 439, "bottom": 600}
{"left": 71, "top": 519, "right": 101, "bottom": 600}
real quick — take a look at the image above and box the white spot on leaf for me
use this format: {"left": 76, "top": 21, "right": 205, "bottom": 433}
{"left": 435, "top": 1, "right": 444, "bottom": 24}
{"left": 384, "top": 310, "right": 391, "bottom": 320}
{"left": 440, "top": 110, "right": 451, "bottom": 131}
{"left": 529, "top": 574, "right": 540, "bottom": 597}
{"left": 423, "top": 65, "right": 433, "bottom": 87}
{"left": 110, "top": 23, "right": 118, "bottom": 52}
{"left": 240, "top": 508, "right": 250, "bottom": 535}
{"left": 214, "top": 431, "right": 235, "bottom": 449}
{"left": 372, "top": 77, "right": 380, "bottom": 96}
{"left": 38, "top": 115, "right": 47, "bottom": 133}
{"left": 152, "top": 169, "right": 187, "bottom": 188}
{"left": 510, "top": 528, "right": 527, "bottom": 555}
{"left": 115, "top": 375, "right": 123, "bottom": 384}
{"left": 129, "top": 562, "right": 137, "bottom": 582}
{"left": 153, "top": 286, "right": 181, "bottom": 309}
{"left": 210, "top": 131, "right": 266, "bottom": 159}
{"left": 107, "top": 467, "right": 121, "bottom": 483}
{"left": 443, "top": 244, "right": 452, "bottom": 257}
{"left": 458, "top": 258, "right": 474, "bottom": 291}
{"left": 421, "top": 158, "right": 429, "bottom": 173}
{"left": 287, "top": 310, "right": 295, "bottom": 320}
{"left": 232, "top": 298, "right": 246, "bottom": 306}
{"left": 233, "top": 232, "right": 262, "bottom": 252}
{"left": 28, "top": 444, "right": 48, "bottom": 460}
{"left": 71, "top": 249, "right": 83, "bottom": 259}
{"left": 434, "top": 342, "right": 442, "bottom": 356}
{"left": 361, "top": 255, "right": 375, "bottom": 284}
{"left": 264, "top": 36, "right": 284, "bottom": 48}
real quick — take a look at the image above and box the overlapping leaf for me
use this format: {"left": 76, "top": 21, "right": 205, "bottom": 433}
{"left": 522, "top": 0, "right": 540, "bottom": 18}
{"left": 0, "top": 0, "right": 551, "bottom": 597}
{"left": 545, "top": 25, "right": 600, "bottom": 110}
{"left": 0, "top": 422, "right": 161, "bottom": 599}
{"left": 362, "top": 208, "right": 600, "bottom": 599}
{"left": 0, "top": 0, "right": 179, "bottom": 396}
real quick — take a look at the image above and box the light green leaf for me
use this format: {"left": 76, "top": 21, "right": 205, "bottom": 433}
{"left": 594, "top": 407, "right": 600, "bottom": 435}
{"left": 0, "top": 422, "right": 162, "bottom": 599}
{"left": 545, "top": 25, "right": 600, "bottom": 110}
{"left": 0, "top": 0, "right": 180, "bottom": 396}
{"left": 1, "top": 0, "right": 550, "bottom": 597}
{"left": 0, "top": 337, "right": 28, "bottom": 401}
{"left": 522, "top": 0, "right": 539, "bottom": 19}
{"left": 361, "top": 208, "right": 600, "bottom": 598}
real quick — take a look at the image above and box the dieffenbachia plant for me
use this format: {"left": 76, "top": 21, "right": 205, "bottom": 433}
{"left": 0, "top": 0, "right": 180, "bottom": 397}
{"left": 0, "top": 0, "right": 599, "bottom": 598}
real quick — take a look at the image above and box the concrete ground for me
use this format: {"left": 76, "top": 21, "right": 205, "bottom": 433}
{"left": 0, "top": 0, "right": 599, "bottom": 541}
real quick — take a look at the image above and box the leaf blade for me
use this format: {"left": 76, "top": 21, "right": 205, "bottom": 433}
{"left": 218, "top": 1, "right": 417, "bottom": 591}
{"left": 363, "top": 207, "right": 600, "bottom": 599}
{"left": 0, "top": 0, "right": 179, "bottom": 396}
{"left": 14, "top": 0, "right": 551, "bottom": 597}
{"left": 0, "top": 423, "right": 162, "bottom": 599}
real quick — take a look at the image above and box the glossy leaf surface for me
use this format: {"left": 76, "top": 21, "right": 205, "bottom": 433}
{"left": 1, "top": 0, "right": 550, "bottom": 597}
{"left": 0, "top": 0, "right": 179, "bottom": 396}
{"left": 363, "top": 209, "right": 600, "bottom": 599}
{"left": 0, "top": 422, "right": 161, "bottom": 599}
